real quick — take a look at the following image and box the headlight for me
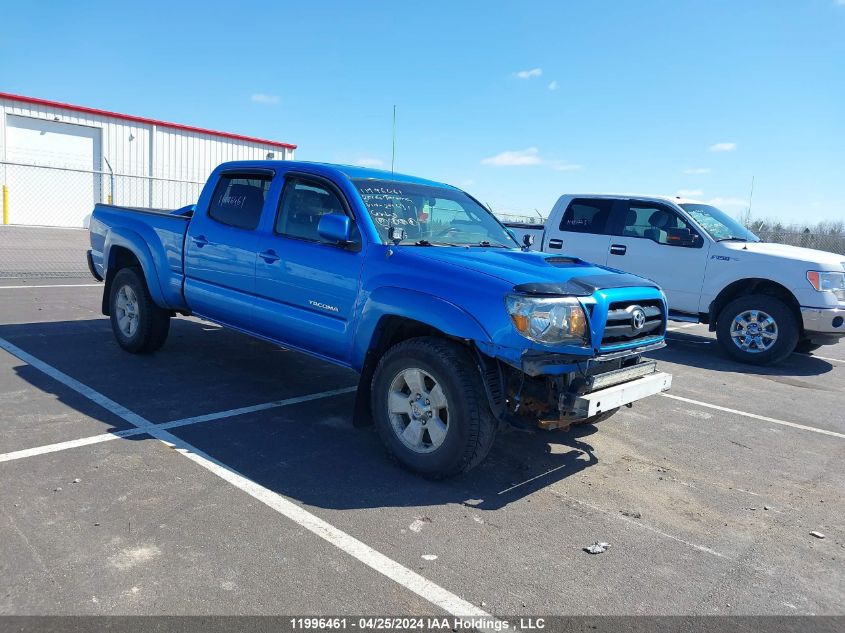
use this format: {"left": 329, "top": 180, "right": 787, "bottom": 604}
{"left": 505, "top": 294, "right": 589, "bottom": 345}
{"left": 807, "top": 271, "right": 845, "bottom": 301}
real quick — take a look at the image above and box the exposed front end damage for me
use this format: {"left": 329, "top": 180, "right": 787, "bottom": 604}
{"left": 476, "top": 341, "right": 672, "bottom": 432}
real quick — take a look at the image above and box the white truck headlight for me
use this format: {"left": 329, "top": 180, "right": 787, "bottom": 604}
{"left": 807, "top": 271, "right": 845, "bottom": 301}
{"left": 505, "top": 294, "right": 589, "bottom": 345}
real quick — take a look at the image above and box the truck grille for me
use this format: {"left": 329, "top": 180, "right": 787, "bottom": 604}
{"left": 601, "top": 300, "right": 664, "bottom": 346}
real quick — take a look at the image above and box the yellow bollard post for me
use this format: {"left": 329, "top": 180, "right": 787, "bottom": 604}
{"left": 2, "top": 185, "right": 8, "bottom": 225}
{"left": 108, "top": 194, "right": 113, "bottom": 204}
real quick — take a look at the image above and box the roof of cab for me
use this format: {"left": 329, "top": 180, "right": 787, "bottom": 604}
{"left": 558, "top": 193, "right": 707, "bottom": 206}
{"left": 216, "top": 160, "right": 457, "bottom": 189}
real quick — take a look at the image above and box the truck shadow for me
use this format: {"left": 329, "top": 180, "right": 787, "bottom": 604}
{"left": 652, "top": 331, "right": 836, "bottom": 377}
{"left": 0, "top": 318, "right": 598, "bottom": 512}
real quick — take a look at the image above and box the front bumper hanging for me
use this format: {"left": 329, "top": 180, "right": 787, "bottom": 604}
{"left": 568, "top": 370, "right": 672, "bottom": 419}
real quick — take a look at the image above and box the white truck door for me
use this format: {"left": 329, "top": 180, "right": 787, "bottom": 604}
{"left": 606, "top": 200, "right": 710, "bottom": 314}
{"left": 551, "top": 198, "right": 617, "bottom": 265}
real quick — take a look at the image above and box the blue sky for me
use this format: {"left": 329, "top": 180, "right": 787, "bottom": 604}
{"left": 2, "top": 0, "right": 843, "bottom": 223}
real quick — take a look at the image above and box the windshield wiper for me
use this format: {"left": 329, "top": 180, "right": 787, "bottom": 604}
{"left": 470, "top": 241, "right": 510, "bottom": 248}
{"left": 404, "top": 240, "right": 459, "bottom": 247}
{"left": 715, "top": 236, "right": 752, "bottom": 242}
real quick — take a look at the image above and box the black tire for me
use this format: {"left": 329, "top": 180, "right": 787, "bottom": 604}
{"left": 715, "top": 294, "right": 798, "bottom": 365}
{"left": 371, "top": 337, "right": 497, "bottom": 479}
{"left": 794, "top": 339, "right": 822, "bottom": 354}
{"left": 109, "top": 267, "right": 171, "bottom": 354}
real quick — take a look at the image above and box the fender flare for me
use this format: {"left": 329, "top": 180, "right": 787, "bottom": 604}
{"left": 349, "top": 287, "right": 494, "bottom": 427}
{"left": 102, "top": 228, "right": 168, "bottom": 310}
{"left": 351, "top": 286, "right": 493, "bottom": 370}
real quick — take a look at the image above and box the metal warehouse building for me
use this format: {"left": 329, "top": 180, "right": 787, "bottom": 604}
{"left": 0, "top": 92, "right": 296, "bottom": 228}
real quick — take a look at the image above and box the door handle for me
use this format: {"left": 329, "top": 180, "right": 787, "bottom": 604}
{"left": 192, "top": 235, "right": 209, "bottom": 248}
{"left": 259, "top": 249, "right": 280, "bottom": 263}
{"left": 548, "top": 238, "right": 563, "bottom": 249}
{"left": 609, "top": 244, "right": 627, "bottom": 256}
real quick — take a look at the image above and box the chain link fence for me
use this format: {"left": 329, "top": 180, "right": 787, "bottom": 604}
{"left": 752, "top": 230, "right": 845, "bottom": 256}
{"left": 1, "top": 161, "right": 203, "bottom": 279}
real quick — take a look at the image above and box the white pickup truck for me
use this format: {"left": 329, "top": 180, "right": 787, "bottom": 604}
{"left": 506, "top": 195, "right": 845, "bottom": 365}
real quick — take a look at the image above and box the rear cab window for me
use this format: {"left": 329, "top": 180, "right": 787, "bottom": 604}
{"left": 559, "top": 199, "right": 613, "bottom": 234}
{"left": 208, "top": 173, "right": 273, "bottom": 230}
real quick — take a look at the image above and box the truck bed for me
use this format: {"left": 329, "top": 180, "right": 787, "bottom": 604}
{"left": 89, "top": 203, "right": 192, "bottom": 311}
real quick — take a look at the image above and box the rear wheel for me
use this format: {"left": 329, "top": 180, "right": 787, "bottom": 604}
{"left": 109, "top": 267, "right": 171, "bottom": 354}
{"left": 715, "top": 294, "right": 798, "bottom": 365}
{"left": 371, "top": 337, "right": 497, "bottom": 478}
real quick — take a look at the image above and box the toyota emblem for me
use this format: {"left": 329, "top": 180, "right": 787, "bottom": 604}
{"left": 630, "top": 306, "right": 647, "bottom": 331}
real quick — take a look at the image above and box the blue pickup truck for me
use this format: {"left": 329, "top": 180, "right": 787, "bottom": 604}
{"left": 88, "top": 161, "right": 672, "bottom": 477}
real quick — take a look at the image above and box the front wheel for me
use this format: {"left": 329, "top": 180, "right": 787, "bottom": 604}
{"left": 715, "top": 294, "right": 798, "bottom": 365}
{"left": 371, "top": 337, "right": 497, "bottom": 478}
{"left": 109, "top": 267, "right": 171, "bottom": 354}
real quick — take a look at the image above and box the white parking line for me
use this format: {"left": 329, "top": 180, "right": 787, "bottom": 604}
{"left": 0, "top": 387, "right": 357, "bottom": 465}
{"left": 0, "top": 337, "right": 493, "bottom": 624}
{"left": 0, "top": 284, "right": 102, "bottom": 289}
{"left": 0, "top": 427, "right": 145, "bottom": 464}
{"left": 795, "top": 353, "right": 843, "bottom": 364}
{"left": 661, "top": 393, "right": 845, "bottom": 439}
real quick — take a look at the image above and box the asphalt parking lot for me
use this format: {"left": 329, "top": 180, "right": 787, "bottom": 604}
{"left": 1, "top": 275, "right": 843, "bottom": 618}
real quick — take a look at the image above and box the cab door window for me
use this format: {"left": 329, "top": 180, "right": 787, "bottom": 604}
{"left": 623, "top": 202, "right": 702, "bottom": 247}
{"left": 275, "top": 178, "right": 358, "bottom": 244}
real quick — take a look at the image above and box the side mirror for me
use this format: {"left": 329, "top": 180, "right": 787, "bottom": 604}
{"left": 522, "top": 233, "right": 535, "bottom": 249}
{"left": 317, "top": 213, "right": 353, "bottom": 245}
{"left": 666, "top": 227, "right": 699, "bottom": 247}
{"left": 388, "top": 226, "right": 407, "bottom": 244}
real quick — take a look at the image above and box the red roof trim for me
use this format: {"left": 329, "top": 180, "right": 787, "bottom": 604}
{"left": 0, "top": 92, "right": 297, "bottom": 150}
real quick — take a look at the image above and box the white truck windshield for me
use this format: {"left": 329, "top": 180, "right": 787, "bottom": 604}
{"left": 681, "top": 203, "right": 761, "bottom": 242}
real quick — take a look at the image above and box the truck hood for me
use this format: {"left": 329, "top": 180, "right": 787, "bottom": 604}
{"left": 399, "top": 246, "right": 656, "bottom": 290}
{"left": 722, "top": 241, "right": 845, "bottom": 269}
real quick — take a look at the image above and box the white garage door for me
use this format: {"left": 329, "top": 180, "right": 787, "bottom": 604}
{"left": 5, "top": 115, "right": 102, "bottom": 228}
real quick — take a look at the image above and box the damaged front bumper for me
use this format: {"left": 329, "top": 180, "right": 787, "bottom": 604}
{"left": 478, "top": 343, "right": 672, "bottom": 431}
{"left": 565, "top": 367, "right": 672, "bottom": 419}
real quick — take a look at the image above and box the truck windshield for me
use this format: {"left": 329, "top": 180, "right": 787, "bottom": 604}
{"left": 680, "top": 203, "right": 761, "bottom": 242}
{"left": 353, "top": 179, "right": 519, "bottom": 247}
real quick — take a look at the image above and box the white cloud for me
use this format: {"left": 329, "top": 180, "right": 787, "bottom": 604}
{"left": 354, "top": 157, "right": 385, "bottom": 168}
{"left": 548, "top": 80, "right": 558, "bottom": 91}
{"left": 514, "top": 68, "right": 542, "bottom": 79}
{"left": 481, "top": 148, "right": 581, "bottom": 172}
{"left": 677, "top": 189, "right": 703, "bottom": 197}
{"left": 551, "top": 161, "right": 582, "bottom": 172}
{"left": 707, "top": 196, "right": 748, "bottom": 208}
{"left": 684, "top": 167, "right": 711, "bottom": 174}
{"left": 482, "top": 147, "right": 544, "bottom": 166}
{"left": 251, "top": 93, "right": 280, "bottom": 104}
{"left": 708, "top": 142, "right": 737, "bottom": 152}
